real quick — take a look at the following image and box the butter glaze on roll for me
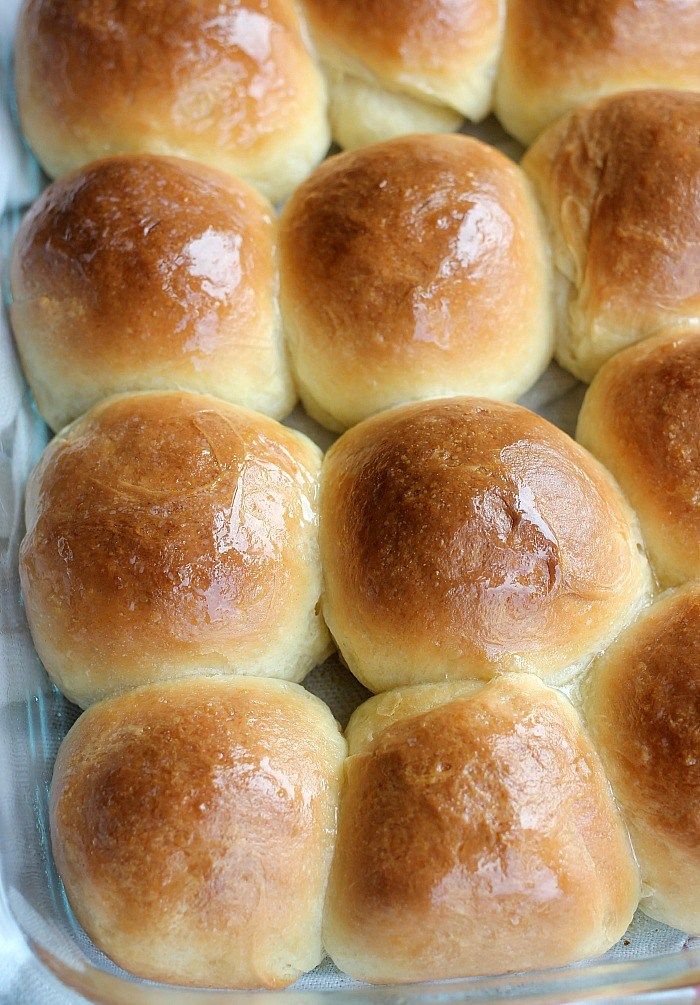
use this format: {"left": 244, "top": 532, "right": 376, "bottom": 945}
{"left": 11, "top": 156, "right": 295, "bottom": 432}
{"left": 577, "top": 328, "right": 700, "bottom": 587}
{"left": 20, "top": 391, "right": 331, "bottom": 707}
{"left": 495, "top": 0, "right": 700, "bottom": 144}
{"left": 584, "top": 586, "right": 700, "bottom": 935}
{"left": 324, "top": 674, "right": 639, "bottom": 983}
{"left": 14, "top": 0, "right": 330, "bottom": 203}
{"left": 51, "top": 677, "right": 347, "bottom": 988}
{"left": 280, "top": 135, "right": 554, "bottom": 432}
{"left": 320, "top": 397, "right": 651, "bottom": 692}
{"left": 300, "top": 0, "right": 504, "bottom": 149}
{"left": 522, "top": 90, "right": 700, "bottom": 383}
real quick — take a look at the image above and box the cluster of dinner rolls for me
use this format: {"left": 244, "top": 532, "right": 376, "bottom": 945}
{"left": 11, "top": 134, "right": 555, "bottom": 434}
{"left": 20, "top": 391, "right": 331, "bottom": 708}
{"left": 16, "top": 0, "right": 700, "bottom": 191}
{"left": 11, "top": 0, "right": 700, "bottom": 992}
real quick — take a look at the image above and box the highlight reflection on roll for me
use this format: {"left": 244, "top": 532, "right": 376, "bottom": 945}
{"left": 280, "top": 134, "right": 554, "bottom": 432}
{"left": 584, "top": 585, "right": 700, "bottom": 936}
{"left": 320, "top": 396, "right": 651, "bottom": 692}
{"left": 577, "top": 327, "right": 700, "bottom": 588}
{"left": 14, "top": 0, "right": 330, "bottom": 203}
{"left": 11, "top": 155, "right": 295, "bottom": 432}
{"left": 323, "top": 674, "right": 640, "bottom": 983}
{"left": 50, "top": 677, "right": 347, "bottom": 988}
{"left": 496, "top": 0, "right": 700, "bottom": 145}
{"left": 20, "top": 391, "right": 331, "bottom": 707}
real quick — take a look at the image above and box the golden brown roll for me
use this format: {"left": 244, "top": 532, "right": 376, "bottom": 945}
{"left": 10, "top": 155, "right": 295, "bottom": 432}
{"left": 51, "top": 676, "right": 346, "bottom": 988}
{"left": 324, "top": 674, "right": 640, "bottom": 983}
{"left": 320, "top": 397, "right": 651, "bottom": 692}
{"left": 495, "top": 0, "right": 700, "bottom": 145}
{"left": 584, "top": 585, "right": 700, "bottom": 935}
{"left": 279, "top": 135, "right": 554, "bottom": 432}
{"left": 299, "top": 0, "right": 504, "bottom": 149}
{"left": 577, "top": 328, "right": 700, "bottom": 587}
{"left": 20, "top": 391, "right": 331, "bottom": 707}
{"left": 522, "top": 90, "right": 700, "bottom": 383}
{"left": 14, "top": 0, "right": 330, "bottom": 203}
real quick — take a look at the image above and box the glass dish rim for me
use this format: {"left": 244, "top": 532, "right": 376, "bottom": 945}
{"left": 18, "top": 931, "right": 700, "bottom": 1004}
{"left": 2, "top": 625, "right": 698, "bottom": 1004}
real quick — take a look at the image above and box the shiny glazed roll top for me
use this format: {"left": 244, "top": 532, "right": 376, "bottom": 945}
{"left": 584, "top": 585, "right": 700, "bottom": 935}
{"left": 280, "top": 134, "right": 554, "bottom": 432}
{"left": 320, "top": 397, "right": 651, "bottom": 692}
{"left": 10, "top": 155, "right": 295, "bottom": 432}
{"left": 50, "top": 677, "right": 347, "bottom": 988}
{"left": 20, "top": 391, "right": 331, "bottom": 707}
{"left": 323, "top": 674, "right": 640, "bottom": 983}
{"left": 522, "top": 90, "right": 700, "bottom": 383}
{"left": 300, "top": 0, "right": 504, "bottom": 149}
{"left": 577, "top": 328, "right": 700, "bottom": 587}
{"left": 14, "top": 0, "right": 330, "bottom": 203}
{"left": 495, "top": 0, "right": 700, "bottom": 144}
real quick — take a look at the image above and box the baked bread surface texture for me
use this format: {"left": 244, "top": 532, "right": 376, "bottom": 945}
{"left": 577, "top": 327, "right": 700, "bottom": 587}
{"left": 10, "top": 155, "right": 295, "bottom": 431}
{"left": 50, "top": 676, "right": 347, "bottom": 988}
{"left": 301, "top": 0, "right": 504, "bottom": 148}
{"left": 20, "top": 391, "right": 331, "bottom": 707}
{"left": 14, "top": 0, "right": 330, "bottom": 202}
{"left": 584, "top": 585, "right": 700, "bottom": 935}
{"left": 280, "top": 134, "right": 554, "bottom": 432}
{"left": 323, "top": 674, "right": 640, "bottom": 982}
{"left": 522, "top": 89, "right": 700, "bottom": 382}
{"left": 496, "top": 0, "right": 700, "bottom": 144}
{"left": 320, "top": 396, "right": 651, "bottom": 692}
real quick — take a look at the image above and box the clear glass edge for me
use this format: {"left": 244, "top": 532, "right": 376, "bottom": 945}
{"left": 21, "top": 934, "right": 700, "bottom": 1004}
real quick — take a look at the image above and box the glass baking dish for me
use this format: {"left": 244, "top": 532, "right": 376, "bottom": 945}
{"left": 1, "top": 21, "right": 699, "bottom": 1004}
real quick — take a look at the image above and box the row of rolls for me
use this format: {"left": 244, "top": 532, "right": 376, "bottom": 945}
{"left": 11, "top": 0, "right": 700, "bottom": 992}
{"left": 22, "top": 377, "right": 700, "bottom": 987}
{"left": 14, "top": 0, "right": 700, "bottom": 199}
{"left": 12, "top": 86, "right": 700, "bottom": 423}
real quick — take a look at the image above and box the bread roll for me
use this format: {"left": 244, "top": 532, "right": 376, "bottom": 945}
{"left": 300, "top": 0, "right": 504, "bottom": 149}
{"left": 320, "top": 397, "right": 651, "bottom": 692}
{"left": 279, "top": 135, "right": 554, "bottom": 432}
{"left": 20, "top": 391, "right": 331, "bottom": 707}
{"left": 324, "top": 674, "right": 640, "bottom": 983}
{"left": 14, "top": 0, "right": 330, "bottom": 203}
{"left": 522, "top": 90, "right": 700, "bottom": 383}
{"left": 577, "top": 328, "right": 700, "bottom": 587}
{"left": 50, "top": 676, "right": 346, "bottom": 988}
{"left": 495, "top": 0, "right": 700, "bottom": 145}
{"left": 10, "top": 155, "right": 295, "bottom": 432}
{"left": 584, "top": 585, "right": 700, "bottom": 935}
